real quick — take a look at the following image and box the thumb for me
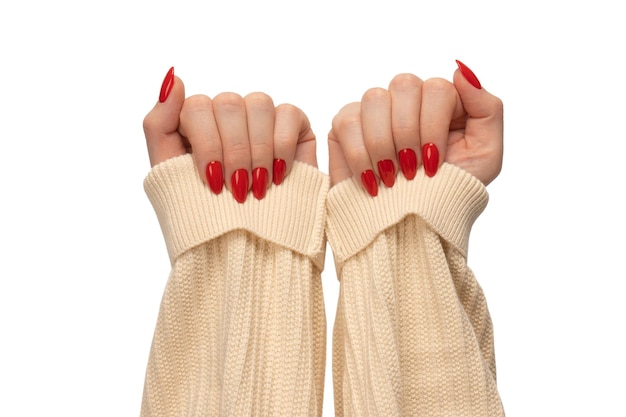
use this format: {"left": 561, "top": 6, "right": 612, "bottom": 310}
{"left": 454, "top": 60, "right": 502, "bottom": 121}
{"left": 143, "top": 67, "right": 187, "bottom": 167}
{"left": 453, "top": 60, "right": 504, "bottom": 184}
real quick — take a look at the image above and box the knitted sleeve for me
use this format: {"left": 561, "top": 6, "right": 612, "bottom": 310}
{"left": 140, "top": 154, "right": 329, "bottom": 417}
{"left": 326, "top": 163, "right": 505, "bottom": 417}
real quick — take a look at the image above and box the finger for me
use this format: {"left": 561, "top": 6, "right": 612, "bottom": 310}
{"left": 419, "top": 77, "right": 463, "bottom": 177}
{"left": 328, "top": 131, "right": 352, "bottom": 187}
{"left": 291, "top": 107, "right": 317, "bottom": 169}
{"left": 143, "top": 68, "right": 186, "bottom": 167}
{"left": 454, "top": 60, "right": 504, "bottom": 184}
{"left": 244, "top": 92, "right": 275, "bottom": 199}
{"left": 273, "top": 104, "right": 316, "bottom": 185}
{"left": 213, "top": 92, "right": 251, "bottom": 203}
{"left": 361, "top": 87, "right": 396, "bottom": 188}
{"left": 329, "top": 102, "right": 378, "bottom": 196}
{"left": 388, "top": 73, "right": 422, "bottom": 180}
{"left": 179, "top": 94, "right": 224, "bottom": 194}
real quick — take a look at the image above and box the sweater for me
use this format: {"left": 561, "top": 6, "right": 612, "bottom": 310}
{"left": 140, "top": 154, "right": 504, "bottom": 416}
{"left": 326, "top": 164, "right": 505, "bottom": 417}
{"left": 141, "top": 155, "right": 328, "bottom": 416}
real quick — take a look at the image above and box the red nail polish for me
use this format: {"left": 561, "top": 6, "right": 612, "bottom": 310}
{"left": 231, "top": 169, "right": 249, "bottom": 203}
{"left": 422, "top": 143, "right": 439, "bottom": 177}
{"left": 159, "top": 67, "right": 175, "bottom": 103}
{"left": 377, "top": 159, "right": 395, "bottom": 188}
{"left": 206, "top": 161, "right": 224, "bottom": 195}
{"left": 273, "top": 159, "right": 286, "bottom": 185}
{"left": 361, "top": 169, "right": 378, "bottom": 197}
{"left": 456, "top": 60, "right": 482, "bottom": 89}
{"left": 398, "top": 149, "right": 417, "bottom": 180}
{"left": 252, "top": 167, "right": 269, "bottom": 200}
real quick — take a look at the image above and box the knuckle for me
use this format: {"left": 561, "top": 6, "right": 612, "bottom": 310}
{"left": 275, "top": 103, "right": 300, "bottom": 119}
{"left": 342, "top": 141, "right": 367, "bottom": 164}
{"left": 250, "top": 141, "right": 273, "bottom": 157}
{"left": 492, "top": 96, "right": 504, "bottom": 116}
{"left": 331, "top": 102, "right": 361, "bottom": 134}
{"left": 389, "top": 73, "right": 422, "bottom": 92}
{"left": 327, "top": 129, "right": 338, "bottom": 144}
{"left": 392, "top": 116, "right": 418, "bottom": 137}
{"left": 422, "top": 77, "right": 455, "bottom": 97}
{"left": 335, "top": 112, "right": 362, "bottom": 136}
{"left": 142, "top": 111, "right": 157, "bottom": 135}
{"left": 223, "top": 142, "right": 250, "bottom": 166}
{"left": 366, "top": 134, "right": 387, "bottom": 152}
{"left": 362, "top": 87, "right": 389, "bottom": 104}
{"left": 213, "top": 92, "right": 244, "bottom": 111}
{"left": 180, "top": 94, "right": 212, "bottom": 121}
{"left": 273, "top": 129, "right": 291, "bottom": 147}
{"left": 182, "top": 94, "right": 212, "bottom": 112}
{"left": 244, "top": 92, "right": 274, "bottom": 110}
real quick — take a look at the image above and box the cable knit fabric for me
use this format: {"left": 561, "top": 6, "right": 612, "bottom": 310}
{"left": 326, "top": 164, "right": 505, "bottom": 417}
{"left": 141, "top": 155, "right": 329, "bottom": 417}
{"left": 140, "top": 155, "right": 504, "bottom": 416}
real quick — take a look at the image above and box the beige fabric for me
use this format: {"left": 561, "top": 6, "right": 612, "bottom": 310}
{"left": 327, "top": 164, "right": 505, "bottom": 417}
{"left": 141, "top": 155, "right": 328, "bottom": 417}
{"left": 140, "top": 156, "right": 504, "bottom": 416}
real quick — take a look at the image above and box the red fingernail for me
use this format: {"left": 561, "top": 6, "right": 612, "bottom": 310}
{"left": 456, "top": 60, "right": 482, "bottom": 89}
{"left": 398, "top": 149, "right": 418, "bottom": 180}
{"left": 252, "top": 167, "right": 269, "bottom": 200}
{"left": 361, "top": 169, "right": 378, "bottom": 197}
{"left": 206, "top": 161, "right": 224, "bottom": 195}
{"left": 273, "top": 158, "right": 286, "bottom": 185}
{"left": 377, "top": 159, "right": 395, "bottom": 188}
{"left": 422, "top": 143, "right": 439, "bottom": 177}
{"left": 159, "top": 67, "right": 175, "bottom": 103}
{"left": 231, "top": 169, "right": 249, "bottom": 203}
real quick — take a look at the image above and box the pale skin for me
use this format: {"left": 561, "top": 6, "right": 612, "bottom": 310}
{"left": 143, "top": 68, "right": 503, "bottom": 199}
{"left": 143, "top": 77, "right": 317, "bottom": 203}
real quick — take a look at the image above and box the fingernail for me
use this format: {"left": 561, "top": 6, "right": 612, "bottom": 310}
{"left": 206, "top": 161, "right": 224, "bottom": 195}
{"left": 377, "top": 159, "right": 395, "bottom": 188}
{"left": 252, "top": 167, "right": 269, "bottom": 200}
{"left": 398, "top": 148, "right": 418, "bottom": 180}
{"left": 422, "top": 143, "right": 439, "bottom": 177}
{"left": 159, "top": 67, "right": 175, "bottom": 103}
{"left": 231, "top": 169, "right": 249, "bottom": 203}
{"left": 361, "top": 169, "right": 378, "bottom": 197}
{"left": 456, "top": 60, "right": 482, "bottom": 89}
{"left": 273, "top": 158, "right": 286, "bottom": 185}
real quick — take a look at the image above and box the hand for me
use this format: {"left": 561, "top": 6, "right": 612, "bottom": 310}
{"left": 328, "top": 61, "right": 503, "bottom": 196}
{"left": 143, "top": 67, "right": 317, "bottom": 203}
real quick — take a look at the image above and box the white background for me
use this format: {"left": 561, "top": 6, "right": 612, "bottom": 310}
{"left": 1, "top": 0, "right": 624, "bottom": 416}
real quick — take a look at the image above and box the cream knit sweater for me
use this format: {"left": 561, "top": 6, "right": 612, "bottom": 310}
{"left": 141, "top": 154, "right": 504, "bottom": 416}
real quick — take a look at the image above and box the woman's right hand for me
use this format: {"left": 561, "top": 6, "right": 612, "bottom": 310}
{"left": 143, "top": 67, "right": 317, "bottom": 203}
{"left": 328, "top": 61, "right": 503, "bottom": 196}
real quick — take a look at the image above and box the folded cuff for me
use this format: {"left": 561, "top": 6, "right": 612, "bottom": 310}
{"left": 144, "top": 155, "right": 329, "bottom": 270}
{"left": 326, "top": 163, "right": 488, "bottom": 270}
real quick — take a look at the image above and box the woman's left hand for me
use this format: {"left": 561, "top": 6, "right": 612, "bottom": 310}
{"left": 328, "top": 61, "right": 503, "bottom": 196}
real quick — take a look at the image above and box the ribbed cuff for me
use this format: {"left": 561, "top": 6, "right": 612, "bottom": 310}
{"left": 144, "top": 155, "right": 329, "bottom": 270}
{"left": 326, "top": 163, "right": 488, "bottom": 269}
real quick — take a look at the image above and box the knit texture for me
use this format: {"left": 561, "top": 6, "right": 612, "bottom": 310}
{"left": 141, "top": 155, "right": 329, "bottom": 417}
{"left": 327, "top": 164, "right": 505, "bottom": 417}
